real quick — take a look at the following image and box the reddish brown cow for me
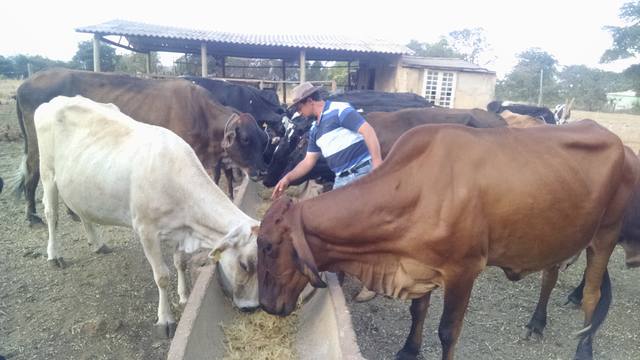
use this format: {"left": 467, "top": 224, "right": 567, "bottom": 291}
{"left": 258, "top": 120, "right": 638, "bottom": 360}
{"left": 12, "top": 68, "right": 267, "bottom": 226}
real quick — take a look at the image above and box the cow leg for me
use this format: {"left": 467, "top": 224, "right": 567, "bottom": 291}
{"left": 173, "top": 249, "right": 189, "bottom": 305}
{"left": 81, "top": 219, "right": 112, "bottom": 255}
{"left": 574, "top": 243, "right": 615, "bottom": 360}
{"left": 523, "top": 265, "right": 560, "bottom": 340}
{"left": 567, "top": 273, "right": 586, "bottom": 306}
{"left": 138, "top": 227, "right": 176, "bottom": 339}
{"left": 438, "top": 275, "right": 476, "bottom": 360}
{"left": 42, "top": 176, "right": 65, "bottom": 268}
{"left": 224, "top": 167, "right": 235, "bottom": 200}
{"left": 396, "top": 292, "right": 432, "bottom": 360}
{"left": 213, "top": 159, "right": 223, "bottom": 185}
{"left": 232, "top": 169, "right": 250, "bottom": 206}
{"left": 66, "top": 206, "right": 81, "bottom": 222}
{"left": 25, "top": 159, "right": 44, "bottom": 227}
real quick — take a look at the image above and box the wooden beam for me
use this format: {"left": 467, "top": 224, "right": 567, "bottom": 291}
{"left": 299, "top": 50, "right": 306, "bottom": 83}
{"left": 93, "top": 35, "right": 101, "bottom": 72}
{"left": 201, "top": 43, "right": 208, "bottom": 77}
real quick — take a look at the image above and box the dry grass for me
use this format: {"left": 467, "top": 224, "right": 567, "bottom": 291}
{"left": 222, "top": 310, "right": 298, "bottom": 360}
{"left": 0, "top": 79, "right": 21, "bottom": 103}
{"left": 572, "top": 110, "right": 640, "bottom": 152}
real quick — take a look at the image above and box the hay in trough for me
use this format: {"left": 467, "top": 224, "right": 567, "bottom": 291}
{"left": 222, "top": 310, "right": 298, "bottom": 360}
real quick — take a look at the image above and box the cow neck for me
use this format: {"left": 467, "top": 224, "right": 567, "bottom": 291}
{"left": 179, "top": 164, "right": 255, "bottom": 247}
{"left": 298, "top": 176, "right": 436, "bottom": 299}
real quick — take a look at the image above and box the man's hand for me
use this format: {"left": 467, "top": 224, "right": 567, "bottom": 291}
{"left": 272, "top": 176, "right": 290, "bottom": 200}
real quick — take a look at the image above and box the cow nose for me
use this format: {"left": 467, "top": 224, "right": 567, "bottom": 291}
{"left": 239, "top": 305, "right": 260, "bottom": 313}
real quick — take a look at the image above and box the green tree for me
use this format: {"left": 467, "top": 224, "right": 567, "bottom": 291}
{"left": 115, "top": 52, "right": 160, "bottom": 74}
{"left": 601, "top": 1, "right": 640, "bottom": 62}
{"left": 447, "top": 27, "right": 495, "bottom": 66}
{"left": 557, "top": 65, "right": 611, "bottom": 111}
{"left": 496, "top": 48, "right": 559, "bottom": 104}
{"left": 406, "top": 39, "right": 464, "bottom": 58}
{"left": 70, "top": 40, "right": 118, "bottom": 71}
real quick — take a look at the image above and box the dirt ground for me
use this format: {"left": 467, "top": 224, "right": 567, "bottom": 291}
{"left": 0, "top": 96, "right": 639, "bottom": 360}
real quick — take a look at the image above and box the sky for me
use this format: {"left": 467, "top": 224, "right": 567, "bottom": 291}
{"left": 1, "top": 0, "right": 637, "bottom": 79}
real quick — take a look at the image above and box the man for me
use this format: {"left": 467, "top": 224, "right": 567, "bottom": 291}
{"left": 272, "top": 82, "right": 382, "bottom": 301}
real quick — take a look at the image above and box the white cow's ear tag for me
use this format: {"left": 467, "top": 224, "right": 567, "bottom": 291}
{"left": 208, "top": 248, "right": 224, "bottom": 263}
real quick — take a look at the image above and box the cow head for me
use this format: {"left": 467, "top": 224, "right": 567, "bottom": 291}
{"left": 214, "top": 222, "right": 261, "bottom": 311}
{"left": 222, "top": 113, "right": 269, "bottom": 177}
{"left": 257, "top": 197, "right": 327, "bottom": 316}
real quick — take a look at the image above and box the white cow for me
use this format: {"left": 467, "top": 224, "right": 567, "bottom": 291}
{"left": 35, "top": 95, "right": 260, "bottom": 338}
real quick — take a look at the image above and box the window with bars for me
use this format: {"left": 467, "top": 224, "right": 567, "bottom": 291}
{"left": 423, "top": 70, "right": 456, "bottom": 108}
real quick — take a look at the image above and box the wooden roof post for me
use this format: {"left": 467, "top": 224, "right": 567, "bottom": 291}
{"left": 145, "top": 52, "right": 151, "bottom": 74}
{"left": 201, "top": 43, "right": 208, "bottom": 77}
{"left": 299, "top": 50, "right": 306, "bottom": 83}
{"left": 282, "top": 60, "right": 287, "bottom": 103}
{"left": 92, "top": 35, "right": 101, "bottom": 72}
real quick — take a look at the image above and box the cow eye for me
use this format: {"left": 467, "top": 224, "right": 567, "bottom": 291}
{"left": 240, "top": 262, "right": 248, "bottom": 272}
{"left": 263, "top": 243, "right": 273, "bottom": 253}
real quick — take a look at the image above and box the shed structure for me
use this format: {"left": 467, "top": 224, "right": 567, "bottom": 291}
{"left": 76, "top": 19, "right": 495, "bottom": 108}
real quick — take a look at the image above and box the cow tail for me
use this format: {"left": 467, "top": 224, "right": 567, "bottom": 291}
{"left": 10, "top": 96, "right": 27, "bottom": 199}
{"left": 574, "top": 268, "right": 611, "bottom": 346}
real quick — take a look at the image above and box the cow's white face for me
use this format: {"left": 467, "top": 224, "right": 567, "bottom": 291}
{"left": 216, "top": 223, "right": 260, "bottom": 311}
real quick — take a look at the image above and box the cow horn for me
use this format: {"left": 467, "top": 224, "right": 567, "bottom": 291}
{"left": 289, "top": 203, "right": 327, "bottom": 288}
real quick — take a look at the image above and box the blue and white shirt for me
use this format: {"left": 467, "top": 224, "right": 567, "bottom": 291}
{"left": 307, "top": 101, "right": 371, "bottom": 174}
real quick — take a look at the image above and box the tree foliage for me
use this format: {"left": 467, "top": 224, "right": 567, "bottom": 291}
{"left": 70, "top": 40, "right": 118, "bottom": 72}
{"left": 115, "top": 52, "right": 160, "bottom": 74}
{"left": 406, "top": 39, "right": 464, "bottom": 58}
{"left": 601, "top": 1, "right": 640, "bottom": 62}
{"left": 496, "top": 48, "right": 559, "bottom": 103}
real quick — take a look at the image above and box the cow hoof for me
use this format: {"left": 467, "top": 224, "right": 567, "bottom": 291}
{"left": 354, "top": 287, "right": 376, "bottom": 302}
{"left": 395, "top": 349, "right": 418, "bottom": 360}
{"left": 28, "top": 215, "right": 45, "bottom": 228}
{"left": 152, "top": 321, "right": 177, "bottom": 339}
{"left": 522, "top": 327, "right": 543, "bottom": 341}
{"left": 48, "top": 258, "right": 67, "bottom": 269}
{"left": 94, "top": 244, "right": 113, "bottom": 255}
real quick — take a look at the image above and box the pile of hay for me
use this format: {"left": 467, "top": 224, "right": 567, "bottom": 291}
{"left": 222, "top": 310, "right": 298, "bottom": 360}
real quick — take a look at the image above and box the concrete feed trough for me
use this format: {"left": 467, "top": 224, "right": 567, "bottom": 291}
{"left": 167, "top": 180, "right": 363, "bottom": 359}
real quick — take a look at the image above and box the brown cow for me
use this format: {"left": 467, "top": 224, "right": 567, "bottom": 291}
{"left": 12, "top": 68, "right": 268, "bottom": 226}
{"left": 499, "top": 110, "right": 547, "bottom": 128}
{"left": 258, "top": 120, "right": 638, "bottom": 360}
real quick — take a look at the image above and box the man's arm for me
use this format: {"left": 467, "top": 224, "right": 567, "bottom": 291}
{"left": 358, "top": 122, "right": 383, "bottom": 168}
{"left": 272, "top": 152, "right": 321, "bottom": 199}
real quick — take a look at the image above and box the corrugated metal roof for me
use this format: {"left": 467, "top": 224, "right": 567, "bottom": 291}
{"left": 76, "top": 19, "right": 413, "bottom": 55}
{"left": 401, "top": 55, "right": 495, "bottom": 74}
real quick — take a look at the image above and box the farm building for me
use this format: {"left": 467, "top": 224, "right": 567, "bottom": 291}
{"left": 606, "top": 90, "right": 640, "bottom": 111}
{"left": 77, "top": 19, "right": 495, "bottom": 109}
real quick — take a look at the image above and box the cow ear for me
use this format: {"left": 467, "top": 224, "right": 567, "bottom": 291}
{"left": 288, "top": 205, "right": 327, "bottom": 288}
{"left": 208, "top": 224, "right": 244, "bottom": 262}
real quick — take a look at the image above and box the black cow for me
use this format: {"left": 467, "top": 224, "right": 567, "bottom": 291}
{"left": 325, "top": 90, "right": 434, "bottom": 113}
{"left": 487, "top": 100, "right": 557, "bottom": 125}
{"left": 183, "top": 77, "right": 287, "bottom": 197}
{"left": 263, "top": 107, "right": 507, "bottom": 188}
{"left": 262, "top": 115, "right": 334, "bottom": 188}
{"left": 182, "top": 76, "right": 286, "bottom": 128}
